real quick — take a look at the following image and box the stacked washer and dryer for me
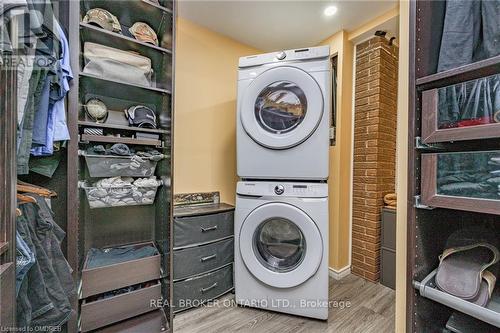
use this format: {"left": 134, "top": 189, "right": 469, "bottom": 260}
{"left": 235, "top": 46, "right": 331, "bottom": 320}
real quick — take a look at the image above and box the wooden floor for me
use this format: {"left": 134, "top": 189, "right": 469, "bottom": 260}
{"left": 174, "top": 274, "right": 395, "bottom": 333}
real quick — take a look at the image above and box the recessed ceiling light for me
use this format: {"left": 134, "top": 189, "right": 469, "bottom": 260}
{"left": 324, "top": 5, "right": 338, "bottom": 17}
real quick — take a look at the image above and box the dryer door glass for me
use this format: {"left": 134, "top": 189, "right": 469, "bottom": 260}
{"left": 255, "top": 81, "right": 307, "bottom": 134}
{"left": 240, "top": 66, "right": 324, "bottom": 149}
{"left": 254, "top": 217, "right": 306, "bottom": 272}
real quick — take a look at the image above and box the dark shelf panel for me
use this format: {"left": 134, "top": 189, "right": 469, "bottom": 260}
{"left": 141, "top": 0, "right": 173, "bottom": 14}
{"left": 81, "top": 0, "right": 173, "bottom": 45}
{"left": 0, "top": 262, "right": 13, "bottom": 275}
{"left": 78, "top": 121, "right": 169, "bottom": 134}
{"left": 0, "top": 242, "right": 8, "bottom": 256}
{"left": 80, "top": 134, "right": 162, "bottom": 147}
{"left": 80, "top": 23, "right": 172, "bottom": 55}
{"left": 416, "top": 55, "right": 500, "bottom": 90}
{"left": 79, "top": 73, "right": 171, "bottom": 95}
{"left": 79, "top": 75, "right": 171, "bottom": 119}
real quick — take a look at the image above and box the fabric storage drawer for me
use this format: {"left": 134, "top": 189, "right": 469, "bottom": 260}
{"left": 95, "top": 308, "right": 168, "bottom": 333}
{"left": 174, "top": 211, "right": 234, "bottom": 248}
{"left": 80, "top": 282, "right": 161, "bottom": 332}
{"left": 81, "top": 242, "right": 161, "bottom": 298}
{"left": 381, "top": 208, "right": 396, "bottom": 251}
{"left": 81, "top": 152, "right": 163, "bottom": 178}
{"left": 380, "top": 248, "right": 396, "bottom": 290}
{"left": 173, "top": 264, "right": 233, "bottom": 313}
{"left": 173, "top": 238, "right": 234, "bottom": 280}
{"left": 421, "top": 151, "right": 500, "bottom": 215}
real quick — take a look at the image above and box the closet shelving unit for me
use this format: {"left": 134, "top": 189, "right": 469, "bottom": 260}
{"left": 66, "top": 0, "right": 175, "bottom": 331}
{"left": 0, "top": 56, "right": 17, "bottom": 329}
{"left": 407, "top": 1, "right": 500, "bottom": 332}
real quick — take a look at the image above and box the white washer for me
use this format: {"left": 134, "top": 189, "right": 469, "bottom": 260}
{"left": 237, "top": 46, "right": 331, "bottom": 180}
{"left": 235, "top": 181, "right": 329, "bottom": 319}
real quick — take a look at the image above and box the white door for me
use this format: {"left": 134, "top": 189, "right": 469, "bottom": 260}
{"left": 240, "top": 66, "right": 324, "bottom": 149}
{"left": 239, "top": 202, "right": 323, "bottom": 288}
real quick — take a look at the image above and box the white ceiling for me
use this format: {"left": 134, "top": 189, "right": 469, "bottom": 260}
{"left": 178, "top": 0, "right": 398, "bottom": 51}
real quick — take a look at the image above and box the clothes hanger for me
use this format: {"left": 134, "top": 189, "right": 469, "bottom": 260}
{"left": 17, "top": 193, "right": 37, "bottom": 205}
{"left": 16, "top": 181, "right": 57, "bottom": 198}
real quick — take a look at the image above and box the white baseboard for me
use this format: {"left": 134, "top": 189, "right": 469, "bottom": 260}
{"left": 328, "top": 266, "right": 351, "bottom": 280}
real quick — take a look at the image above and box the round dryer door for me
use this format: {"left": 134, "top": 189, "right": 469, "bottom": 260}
{"left": 240, "top": 66, "right": 324, "bottom": 149}
{"left": 239, "top": 202, "right": 323, "bottom": 288}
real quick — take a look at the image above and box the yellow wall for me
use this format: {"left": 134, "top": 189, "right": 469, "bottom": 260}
{"left": 396, "top": 1, "right": 409, "bottom": 331}
{"left": 318, "top": 7, "right": 398, "bottom": 271}
{"left": 319, "top": 31, "right": 354, "bottom": 270}
{"left": 174, "top": 18, "right": 260, "bottom": 204}
{"left": 175, "top": 10, "right": 403, "bottom": 282}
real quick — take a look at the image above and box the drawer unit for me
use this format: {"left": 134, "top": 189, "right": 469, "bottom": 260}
{"left": 173, "top": 238, "right": 234, "bottom": 280}
{"left": 95, "top": 308, "right": 168, "bottom": 333}
{"left": 421, "top": 150, "right": 500, "bottom": 215}
{"left": 174, "top": 210, "right": 234, "bottom": 248}
{"left": 81, "top": 242, "right": 161, "bottom": 298}
{"left": 380, "top": 248, "right": 396, "bottom": 290}
{"left": 421, "top": 74, "right": 500, "bottom": 144}
{"left": 381, "top": 208, "right": 396, "bottom": 251}
{"left": 80, "top": 282, "right": 161, "bottom": 332}
{"left": 173, "top": 264, "right": 233, "bottom": 313}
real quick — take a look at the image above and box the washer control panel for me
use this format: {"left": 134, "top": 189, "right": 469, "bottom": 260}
{"left": 275, "top": 51, "right": 287, "bottom": 60}
{"left": 274, "top": 184, "right": 285, "bottom": 195}
{"left": 291, "top": 184, "right": 313, "bottom": 195}
{"left": 236, "top": 182, "right": 328, "bottom": 198}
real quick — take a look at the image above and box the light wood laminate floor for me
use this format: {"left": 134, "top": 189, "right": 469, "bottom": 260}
{"left": 174, "top": 274, "right": 395, "bottom": 333}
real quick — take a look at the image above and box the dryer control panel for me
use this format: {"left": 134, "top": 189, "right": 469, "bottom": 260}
{"left": 239, "top": 45, "right": 330, "bottom": 68}
{"left": 237, "top": 181, "right": 328, "bottom": 198}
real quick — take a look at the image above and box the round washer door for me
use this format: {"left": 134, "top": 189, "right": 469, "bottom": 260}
{"left": 240, "top": 66, "right": 324, "bottom": 149}
{"left": 239, "top": 202, "right": 323, "bottom": 288}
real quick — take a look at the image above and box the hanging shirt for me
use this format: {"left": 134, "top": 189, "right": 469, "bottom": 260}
{"left": 31, "top": 19, "right": 71, "bottom": 156}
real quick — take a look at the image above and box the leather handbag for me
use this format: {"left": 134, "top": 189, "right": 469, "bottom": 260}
{"left": 83, "top": 42, "right": 152, "bottom": 87}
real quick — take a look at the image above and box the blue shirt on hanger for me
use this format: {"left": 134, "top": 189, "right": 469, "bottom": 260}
{"left": 31, "top": 19, "right": 72, "bottom": 156}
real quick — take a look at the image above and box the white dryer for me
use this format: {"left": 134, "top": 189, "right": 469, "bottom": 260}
{"left": 235, "top": 181, "right": 329, "bottom": 319}
{"left": 237, "top": 46, "right": 331, "bottom": 180}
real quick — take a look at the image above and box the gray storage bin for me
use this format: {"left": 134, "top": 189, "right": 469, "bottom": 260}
{"left": 173, "top": 264, "right": 233, "bottom": 313}
{"left": 174, "top": 211, "right": 234, "bottom": 248}
{"left": 414, "top": 269, "right": 500, "bottom": 328}
{"left": 380, "top": 248, "right": 396, "bottom": 290}
{"left": 82, "top": 152, "right": 160, "bottom": 178}
{"left": 81, "top": 242, "right": 161, "bottom": 298}
{"left": 173, "top": 238, "right": 234, "bottom": 280}
{"left": 95, "top": 309, "right": 168, "bottom": 333}
{"left": 80, "top": 282, "right": 161, "bottom": 332}
{"left": 381, "top": 208, "right": 396, "bottom": 251}
{"left": 82, "top": 180, "right": 161, "bottom": 209}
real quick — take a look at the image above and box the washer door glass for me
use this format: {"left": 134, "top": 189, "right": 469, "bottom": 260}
{"left": 239, "top": 202, "right": 323, "bottom": 288}
{"left": 254, "top": 217, "right": 306, "bottom": 272}
{"left": 255, "top": 81, "right": 307, "bottom": 134}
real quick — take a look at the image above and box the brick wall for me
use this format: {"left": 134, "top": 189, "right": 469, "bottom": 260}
{"left": 351, "top": 37, "right": 398, "bottom": 282}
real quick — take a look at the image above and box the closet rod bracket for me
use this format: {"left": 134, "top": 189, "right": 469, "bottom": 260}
{"left": 414, "top": 195, "right": 435, "bottom": 210}
{"left": 415, "top": 137, "right": 445, "bottom": 151}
